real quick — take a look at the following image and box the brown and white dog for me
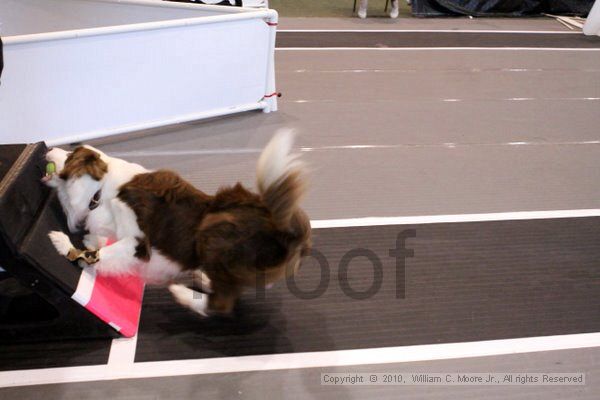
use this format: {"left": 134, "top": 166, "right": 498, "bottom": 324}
{"left": 45, "top": 130, "right": 311, "bottom": 316}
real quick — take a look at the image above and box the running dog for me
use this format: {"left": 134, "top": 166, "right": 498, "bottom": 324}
{"left": 45, "top": 130, "right": 311, "bottom": 316}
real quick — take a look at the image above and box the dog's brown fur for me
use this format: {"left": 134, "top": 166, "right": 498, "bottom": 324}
{"left": 59, "top": 147, "right": 108, "bottom": 181}
{"left": 117, "top": 169, "right": 311, "bottom": 315}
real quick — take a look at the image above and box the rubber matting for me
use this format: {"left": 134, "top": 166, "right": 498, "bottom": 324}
{"left": 276, "top": 31, "right": 600, "bottom": 48}
{"left": 135, "top": 217, "right": 600, "bottom": 362}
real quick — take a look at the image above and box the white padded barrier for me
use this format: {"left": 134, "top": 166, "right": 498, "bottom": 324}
{"left": 0, "top": 0, "right": 278, "bottom": 145}
{"left": 583, "top": 0, "right": 600, "bottom": 36}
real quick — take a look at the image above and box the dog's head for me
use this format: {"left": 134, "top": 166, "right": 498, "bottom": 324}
{"left": 44, "top": 146, "right": 108, "bottom": 232}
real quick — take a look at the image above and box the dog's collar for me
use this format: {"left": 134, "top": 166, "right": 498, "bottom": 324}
{"left": 89, "top": 190, "right": 101, "bottom": 211}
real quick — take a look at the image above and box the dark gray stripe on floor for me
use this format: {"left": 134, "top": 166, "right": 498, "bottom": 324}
{"left": 0, "top": 339, "right": 111, "bottom": 371}
{"left": 276, "top": 32, "right": 600, "bottom": 48}
{"left": 135, "top": 217, "right": 600, "bottom": 363}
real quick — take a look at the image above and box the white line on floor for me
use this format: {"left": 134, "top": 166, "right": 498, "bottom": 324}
{"left": 278, "top": 29, "right": 581, "bottom": 34}
{"left": 107, "top": 335, "right": 138, "bottom": 368}
{"left": 298, "top": 141, "right": 600, "bottom": 151}
{"left": 108, "top": 140, "right": 600, "bottom": 158}
{"left": 310, "top": 209, "right": 600, "bottom": 228}
{"left": 276, "top": 47, "right": 600, "bottom": 51}
{"left": 287, "top": 68, "right": 600, "bottom": 73}
{"left": 285, "top": 98, "right": 600, "bottom": 103}
{"left": 1, "top": 332, "right": 599, "bottom": 388}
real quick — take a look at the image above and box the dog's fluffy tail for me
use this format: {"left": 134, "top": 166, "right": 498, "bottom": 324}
{"left": 256, "top": 129, "right": 306, "bottom": 230}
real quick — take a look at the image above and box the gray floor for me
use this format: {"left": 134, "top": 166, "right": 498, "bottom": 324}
{"left": 3, "top": 17, "right": 600, "bottom": 399}
{"left": 2, "top": 348, "right": 599, "bottom": 399}
{"left": 93, "top": 49, "right": 600, "bottom": 219}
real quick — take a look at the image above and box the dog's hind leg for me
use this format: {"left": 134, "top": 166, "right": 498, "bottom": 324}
{"left": 192, "top": 270, "right": 213, "bottom": 293}
{"left": 205, "top": 281, "right": 243, "bottom": 316}
{"left": 168, "top": 284, "right": 208, "bottom": 316}
{"left": 169, "top": 282, "right": 240, "bottom": 317}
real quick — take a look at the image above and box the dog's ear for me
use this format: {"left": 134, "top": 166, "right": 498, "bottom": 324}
{"left": 83, "top": 150, "right": 100, "bottom": 163}
{"left": 60, "top": 147, "right": 108, "bottom": 181}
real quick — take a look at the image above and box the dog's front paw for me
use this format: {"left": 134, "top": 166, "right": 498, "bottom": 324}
{"left": 48, "top": 231, "right": 72, "bottom": 256}
{"left": 83, "top": 234, "right": 108, "bottom": 250}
